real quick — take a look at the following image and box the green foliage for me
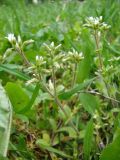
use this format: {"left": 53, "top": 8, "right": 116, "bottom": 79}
{"left": 36, "top": 139, "right": 72, "bottom": 159}
{"left": 83, "top": 119, "right": 94, "bottom": 160}
{"left": 0, "top": 83, "right": 12, "bottom": 157}
{"left": 59, "top": 79, "right": 94, "bottom": 100}
{"left": 100, "top": 128, "right": 120, "bottom": 160}
{"left": 5, "top": 82, "right": 30, "bottom": 113}
{"left": 0, "top": 0, "right": 119, "bottom": 159}
{"left": 0, "top": 64, "right": 30, "bottom": 81}
{"left": 79, "top": 93, "right": 100, "bottom": 114}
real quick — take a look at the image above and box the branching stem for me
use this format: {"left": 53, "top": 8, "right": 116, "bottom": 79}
{"left": 79, "top": 90, "right": 120, "bottom": 104}
{"left": 51, "top": 64, "right": 79, "bottom": 135}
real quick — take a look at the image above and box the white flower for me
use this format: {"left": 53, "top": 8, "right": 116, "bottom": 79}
{"left": 68, "top": 49, "right": 84, "bottom": 62}
{"left": 50, "top": 42, "right": 55, "bottom": 48}
{"left": 87, "top": 16, "right": 101, "bottom": 26}
{"left": 79, "top": 52, "right": 84, "bottom": 58}
{"left": 36, "top": 55, "right": 43, "bottom": 61}
{"left": 89, "top": 17, "right": 94, "bottom": 21}
{"left": 102, "top": 22, "right": 111, "bottom": 29}
{"left": 36, "top": 55, "right": 46, "bottom": 66}
{"left": 84, "top": 16, "right": 110, "bottom": 30}
{"left": 33, "top": 0, "right": 38, "bottom": 4}
{"left": 5, "top": 33, "right": 16, "bottom": 43}
{"left": 99, "top": 16, "right": 103, "bottom": 21}
{"left": 94, "top": 19, "right": 99, "bottom": 25}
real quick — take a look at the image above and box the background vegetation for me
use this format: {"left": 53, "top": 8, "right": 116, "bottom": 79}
{"left": 0, "top": 0, "right": 120, "bottom": 159}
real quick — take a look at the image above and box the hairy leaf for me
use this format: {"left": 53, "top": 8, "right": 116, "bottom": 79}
{"left": 0, "top": 83, "right": 12, "bottom": 157}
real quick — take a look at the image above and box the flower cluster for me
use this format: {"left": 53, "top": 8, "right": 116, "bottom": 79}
{"left": 84, "top": 16, "right": 111, "bottom": 30}
{"left": 44, "top": 42, "right": 61, "bottom": 53}
{"left": 44, "top": 42, "right": 84, "bottom": 70}
{"left": 36, "top": 55, "right": 46, "bottom": 66}
{"left": 67, "top": 48, "right": 84, "bottom": 63}
{"left": 5, "top": 33, "right": 34, "bottom": 49}
{"left": 4, "top": 35, "right": 85, "bottom": 85}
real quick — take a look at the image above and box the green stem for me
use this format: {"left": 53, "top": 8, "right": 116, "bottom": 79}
{"left": 51, "top": 65, "right": 79, "bottom": 135}
{"left": 16, "top": 47, "right": 31, "bottom": 66}
{"left": 94, "top": 30, "right": 103, "bottom": 71}
{"left": 94, "top": 30, "right": 114, "bottom": 104}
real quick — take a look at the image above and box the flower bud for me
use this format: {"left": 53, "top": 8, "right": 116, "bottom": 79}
{"left": 5, "top": 33, "right": 16, "bottom": 44}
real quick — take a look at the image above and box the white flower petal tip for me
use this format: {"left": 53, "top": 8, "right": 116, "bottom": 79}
{"left": 5, "top": 33, "right": 16, "bottom": 43}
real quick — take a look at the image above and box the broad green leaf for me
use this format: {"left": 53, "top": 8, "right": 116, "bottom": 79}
{"left": 0, "top": 64, "right": 30, "bottom": 81}
{"left": 79, "top": 93, "right": 100, "bottom": 114}
{"left": 59, "top": 79, "right": 94, "bottom": 100}
{"left": 100, "top": 128, "right": 120, "bottom": 160}
{"left": 19, "top": 83, "right": 40, "bottom": 113}
{"left": 0, "top": 83, "right": 12, "bottom": 157}
{"left": 36, "top": 139, "right": 72, "bottom": 159}
{"left": 83, "top": 119, "right": 94, "bottom": 160}
{"left": 76, "top": 30, "right": 93, "bottom": 83}
{"left": 0, "top": 155, "right": 8, "bottom": 160}
{"left": 76, "top": 54, "right": 91, "bottom": 83}
{"left": 5, "top": 82, "right": 29, "bottom": 113}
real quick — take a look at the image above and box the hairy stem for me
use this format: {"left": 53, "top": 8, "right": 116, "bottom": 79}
{"left": 94, "top": 30, "right": 103, "bottom": 71}
{"left": 51, "top": 65, "right": 79, "bottom": 135}
{"left": 16, "top": 46, "right": 79, "bottom": 135}
{"left": 16, "top": 47, "right": 31, "bottom": 66}
{"left": 94, "top": 30, "right": 115, "bottom": 105}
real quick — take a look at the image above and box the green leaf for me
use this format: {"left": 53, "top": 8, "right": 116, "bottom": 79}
{"left": 76, "top": 54, "right": 91, "bottom": 83}
{"left": 113, "top": 111, "right": 120, "bottom": 132}
{"left": 0, "top": 83, "right": 12, "bottom": 157}
{"left": 100, "top": 128, "right": 120, "bottom": 160}
{"left": 19, "top": 83, "right": 40, "bottom": 113}
{"left": 76, "top": 30, "right": 93, "bottom": 83}
{"left": 83, "top": 119, "right": 94, "bottom": 160}
{"left": 105, "top": 40, "right": 120, "bottom": 55}
{"left": 5, "top": 82, "right": 30, "bottom": 113}
{"left": 36, "top": 139, "right": 72, "bottom": 159}
{"left": 79, "top": 93, "right": 100, "bottom": 114}
{"left": 57, "top": 127, "right": 77, "bottom": 138}
{"left": 0, "top": 64, "right": 30, "bottom": 81}
{"left": 59, "top": 79, "right": 94, "bottom": 100}
{"left": 0, "top": 155, "right": 8, "bottom": 160}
